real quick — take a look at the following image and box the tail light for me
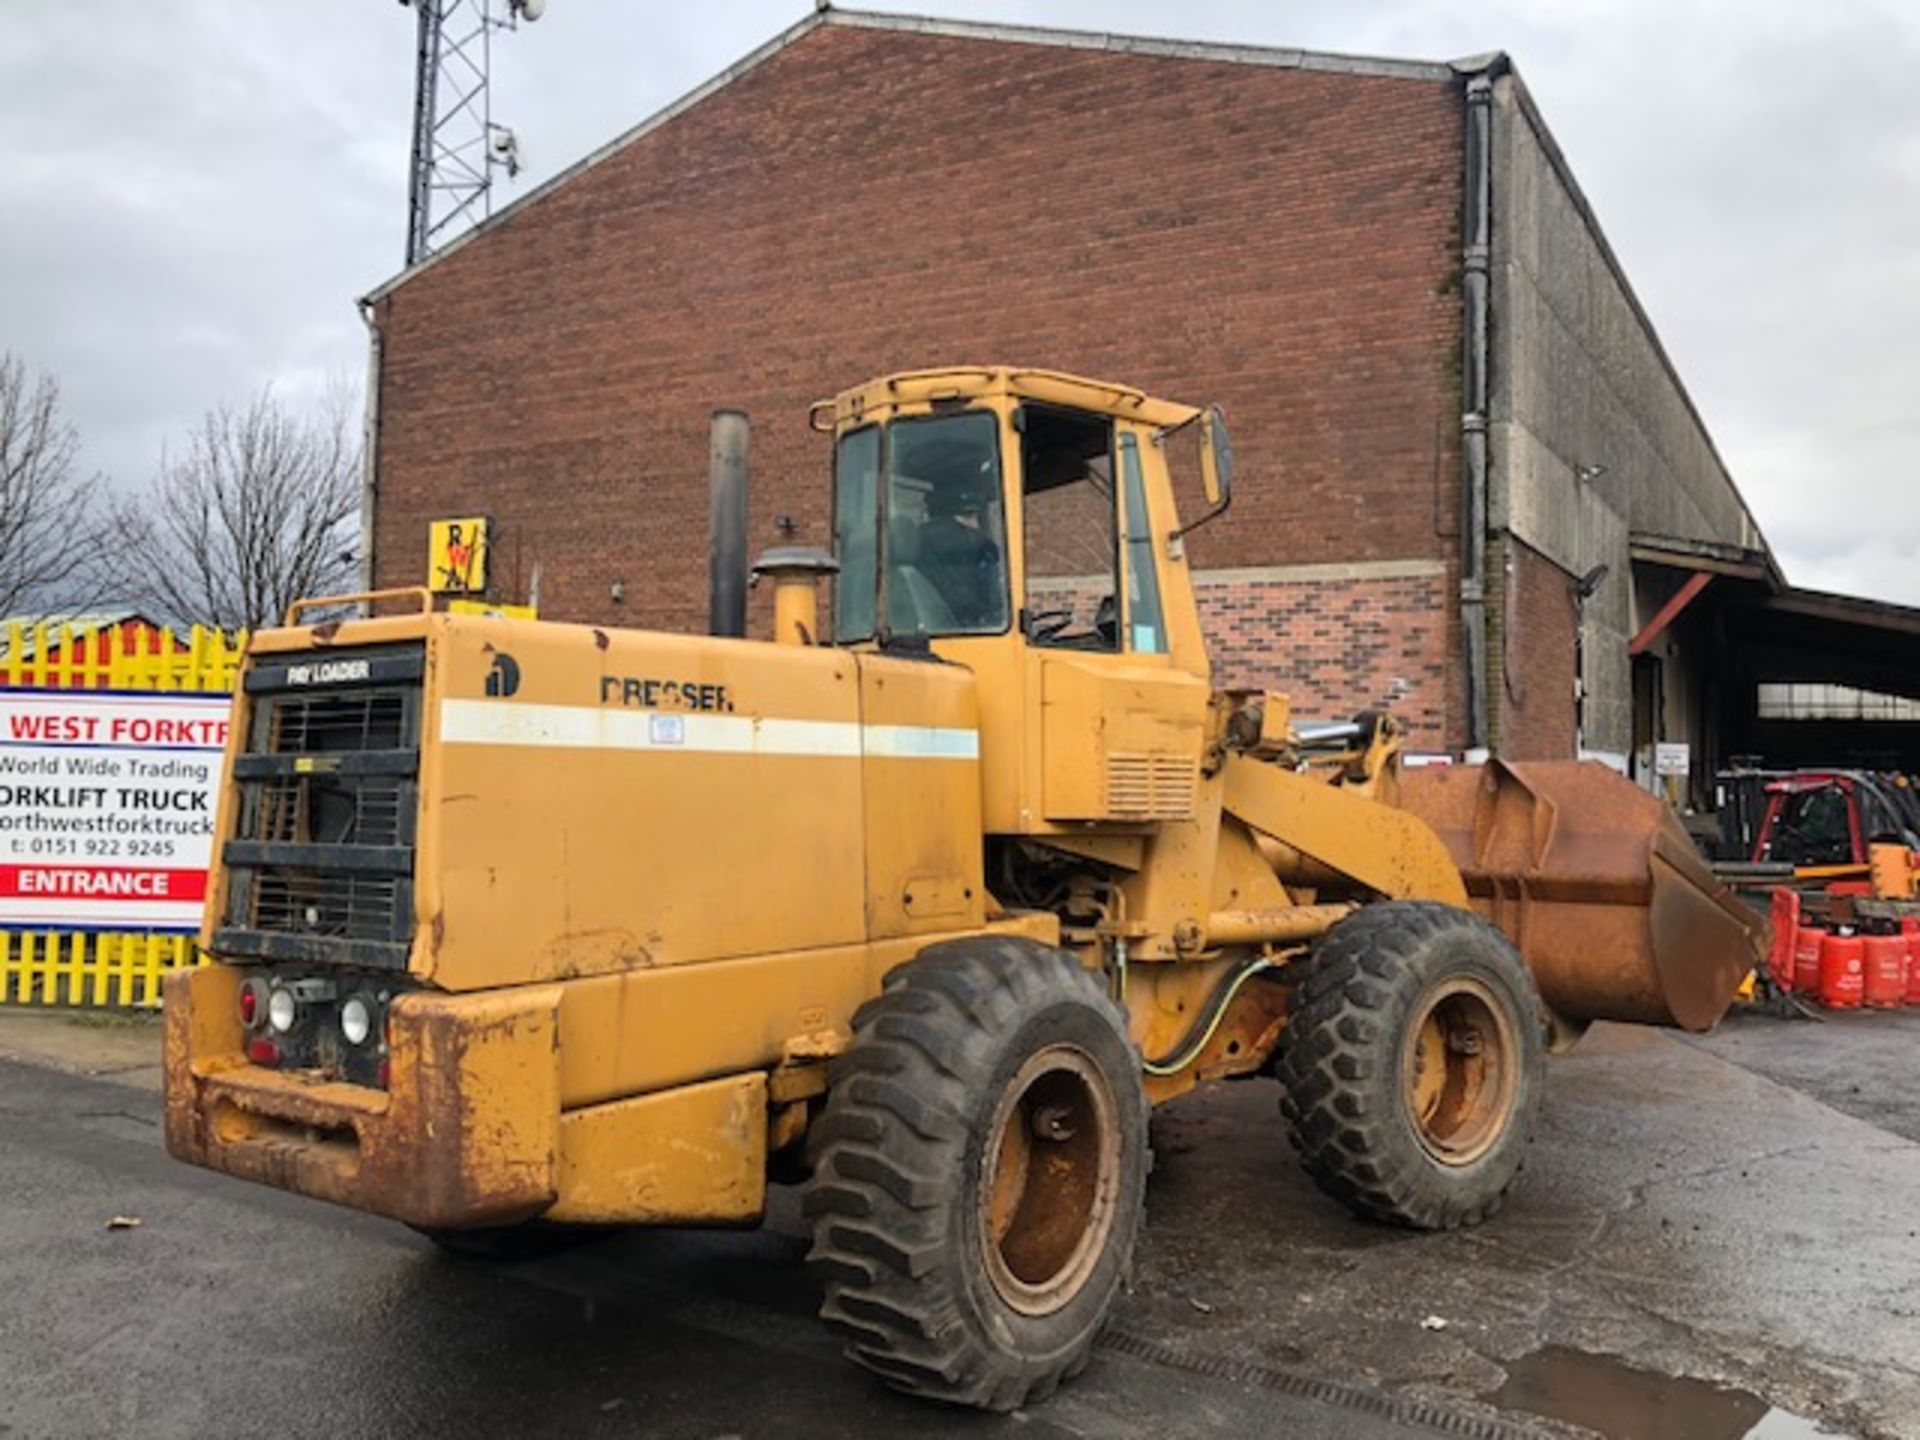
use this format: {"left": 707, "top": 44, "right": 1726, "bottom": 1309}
{"left": 247, "top": 1036, "right": 281, "bottom": 1065}
{"left": 237, "top": 976, "right": 271, "bottom": 1030}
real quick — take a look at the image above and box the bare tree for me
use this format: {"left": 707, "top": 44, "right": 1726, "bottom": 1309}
{"left": 113, "top": 385, "right": 361, "bottom": 631}
{"left": 0, "top": 354, "right": 105, "bottom": 614}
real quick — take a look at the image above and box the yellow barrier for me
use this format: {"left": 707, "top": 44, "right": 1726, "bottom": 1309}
{"left": 0, "top": 618, "right": 246, "bottom": 1009}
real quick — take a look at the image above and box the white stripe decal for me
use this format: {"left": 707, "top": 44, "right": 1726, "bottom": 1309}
{"left": 863, "top": 724, "right": 981, "bottom": 759}
{"left": 439, "top": 699, "right": 978, "bottom": 760}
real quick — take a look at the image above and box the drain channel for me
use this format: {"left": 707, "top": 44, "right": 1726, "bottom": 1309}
{"left": 1096, "top": 1328, "right": 1558, "bottom": 1440}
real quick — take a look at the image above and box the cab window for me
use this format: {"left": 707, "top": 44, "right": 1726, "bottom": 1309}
{"left": 1118, "top": 432, "right": 1166, "bottom": 654}
{"left": 1020, "top": 405, "right": 1117, "bottom": 650}
{"left": 883, "top": 411, "right": 1009, "bottom": 637}
{"left": 832, "top": 425, "right": 880, "bottom": 643}
{"left": 1766, "top": 785, "right": 1853, "bottom": 866}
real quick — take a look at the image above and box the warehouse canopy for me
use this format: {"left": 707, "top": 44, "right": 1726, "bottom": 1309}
{"left": 1631, "top": 532, "right": 1920, "bottom": 771}
{"left": 1631, "top": 533, "right": 1920, "bottom": 701}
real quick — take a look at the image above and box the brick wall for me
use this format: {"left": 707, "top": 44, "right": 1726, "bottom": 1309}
{"left": 1199, "top": 567, "right": 1454, "bottom": 748}
{"left": 1488, "top": 537, "right": 1577, "bottom": 759}
{"left": 1013, "top": 564, "right": 1454, "bottom": 748}
{"left": 368, "top": 19, "right": 1469, "bottom": 737}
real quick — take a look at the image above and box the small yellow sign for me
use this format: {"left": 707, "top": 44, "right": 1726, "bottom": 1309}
{"left": 429, "top": 517, "right": 489, "bottom": 595}
{"left": 446, "top": 599, "right": 537, "bottom": 621}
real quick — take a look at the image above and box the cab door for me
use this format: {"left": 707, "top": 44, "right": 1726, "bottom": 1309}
{"left": 1018, "top": 407, "right": 1208, "bottom": 828}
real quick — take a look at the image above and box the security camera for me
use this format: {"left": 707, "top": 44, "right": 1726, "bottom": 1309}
{"left": 488, "top": 126, "right": 523, "bottom": 177}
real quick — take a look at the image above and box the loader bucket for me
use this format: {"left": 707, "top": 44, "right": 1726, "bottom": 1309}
{"left": 1396, "top": 760, "right": 1765, "bottom": 1037}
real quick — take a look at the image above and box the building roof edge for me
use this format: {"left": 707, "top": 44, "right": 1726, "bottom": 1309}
{"left": 360, "top": 5, "right": 1457, "bottom": 305}
{"left": 824, "top": 7, "right": 1454, "bottom": 83}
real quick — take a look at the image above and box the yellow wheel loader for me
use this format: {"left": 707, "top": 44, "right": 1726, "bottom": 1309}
{"left": 165, "top": 367, "right": 1762, "bottom": 1410}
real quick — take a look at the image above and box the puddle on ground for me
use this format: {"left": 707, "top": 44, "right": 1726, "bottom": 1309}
{"left": 1482, "top": 1346, "right": 1844, "bottom": 1439}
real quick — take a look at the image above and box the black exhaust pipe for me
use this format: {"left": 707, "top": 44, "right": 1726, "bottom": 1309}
{"left": 708, "top": 408, "right": 749, "bottom": 638}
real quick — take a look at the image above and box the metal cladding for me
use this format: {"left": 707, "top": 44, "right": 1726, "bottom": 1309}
{"left": 708, "top": 409, "right": 750, "bottom": 639}
{"left": 1398, "top": 760, "right": 1764, "bottom": 1034}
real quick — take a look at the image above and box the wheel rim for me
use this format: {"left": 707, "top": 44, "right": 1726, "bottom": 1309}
{"left": 978, "top": 1044, "right": 1121, "bottom": 1317}
{"left": 1399, "top": 975, "right": 1517, "bottom": 1166}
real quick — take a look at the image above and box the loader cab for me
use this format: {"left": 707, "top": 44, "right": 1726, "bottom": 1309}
{"left": 823, "top": 368, "right": 1229, "bottom": 835}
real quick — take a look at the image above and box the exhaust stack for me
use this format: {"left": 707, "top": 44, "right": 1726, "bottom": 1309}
{"left": 708, "top": 409, "right": 750, "bottom": 639}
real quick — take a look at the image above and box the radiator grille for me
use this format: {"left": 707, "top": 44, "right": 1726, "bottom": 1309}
{"left": 215, "top": 644, "right": 423, "bottom": 969}
{"left": 1105, "top": 752, "right": 1198, "bottom": 820}
{"left": 240, "top": 871, "right": 406, "bottom": 943}
{"left": 242, "top": 777, "right": 408, "bottom": 849}
{"left": 265, "top": 691, "right": 409, "bottom": 755}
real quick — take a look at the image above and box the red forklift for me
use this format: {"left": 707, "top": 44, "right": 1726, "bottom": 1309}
{"left": 1714, "top": 769, "right": 1920, "bottom": 997}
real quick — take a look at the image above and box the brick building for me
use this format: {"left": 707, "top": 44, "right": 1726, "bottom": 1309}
{"left": 360, "top": 8, "right": 1918, "bottom": 778}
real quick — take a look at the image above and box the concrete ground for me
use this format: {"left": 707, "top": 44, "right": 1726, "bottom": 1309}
{"left": 0, "top": 1005, "right": 1915, "bottom": 1439}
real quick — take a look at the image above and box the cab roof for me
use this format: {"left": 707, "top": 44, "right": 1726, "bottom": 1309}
{"left": 817, "top": 367, "right": 1201, "bottom": 431}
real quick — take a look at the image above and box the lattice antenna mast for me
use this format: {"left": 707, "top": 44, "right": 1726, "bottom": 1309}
{"left": 402, "top": 0, "right": 545, "bottom": 267}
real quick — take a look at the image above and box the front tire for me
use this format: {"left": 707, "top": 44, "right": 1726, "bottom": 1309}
{"left": 1276, "top": 901, "right": 1545, "bottom": 1230}
{"left": 805, "top": 936, "right": 1149, "bottom": 1411}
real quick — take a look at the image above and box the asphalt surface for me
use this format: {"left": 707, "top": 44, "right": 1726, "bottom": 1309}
{"left": 2, "top": 1008, "right": 1918, "bottom": 1439}
{"left": 0, "top": 1056, "right": 1495, "bottom": 1440}
{"left": 1686, "top": 1003, "right": 1920, "bottom": 1144}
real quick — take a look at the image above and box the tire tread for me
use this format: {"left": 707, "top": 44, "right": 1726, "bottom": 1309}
{"left": 805, "top": 935, "right": 1147, "bottom": 1410}
{"left": 1275, "top": 900, "right": 1544, "bottom": 1231}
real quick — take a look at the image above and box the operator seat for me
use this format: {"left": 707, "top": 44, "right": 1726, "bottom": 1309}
{"left": 916, "top": 515, "right": 1001, "bottom": 630}
{"left": 885, "top": 514, "right": 958, "bottom": 635}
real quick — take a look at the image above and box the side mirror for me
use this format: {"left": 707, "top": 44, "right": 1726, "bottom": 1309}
{"left": 1200, "top": 405, "right": 1234, "bottom": 507}
{"left": 1174, "top": 404, "right": 1235, "bottom": 542}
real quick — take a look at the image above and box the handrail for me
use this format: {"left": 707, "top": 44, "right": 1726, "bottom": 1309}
{"left": 284, "top": 587, "right": 435, "bottom": 627}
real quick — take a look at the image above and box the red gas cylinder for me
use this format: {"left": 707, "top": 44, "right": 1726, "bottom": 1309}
{"left": 1862, "top": 935, "right": 1908, "bottom": 1009}
{"left": 1819, "top": 934, "right": 1865, "bottom": 1009}
{"left": 1903, "top": 920, "right": 1920, "bottom": 1005}
{"left": 1794, "top": 926, "right": 1828, "bottom": 994}
{"left": 1768, "top": 888, "right": 1800, "bottom": 992}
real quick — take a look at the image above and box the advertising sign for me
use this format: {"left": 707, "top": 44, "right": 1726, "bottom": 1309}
{"left": 0, "top": 690, "right": 231, "bottom": 932}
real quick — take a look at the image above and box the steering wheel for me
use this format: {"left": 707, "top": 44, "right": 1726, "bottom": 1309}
{"left": 1025, "top": 607, "right": 1075, "bottom": 642}
{"left": 1093, "top": 594, "right": 1118, "bottom": 645}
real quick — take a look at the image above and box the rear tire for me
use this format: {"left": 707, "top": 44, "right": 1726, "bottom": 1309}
{"left": 805, "top": 936, "right": 1148, "bottom": 1411}
{"left": 1276, "top": 901, "right": 1545, "bottom": 1230}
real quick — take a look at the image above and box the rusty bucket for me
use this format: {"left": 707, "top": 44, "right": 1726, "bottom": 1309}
{"left": 1397, "top": 761, "right": 1765, "bottom": 1039}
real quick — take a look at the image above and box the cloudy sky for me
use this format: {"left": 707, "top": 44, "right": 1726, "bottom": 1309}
{"left": 2, "top": 2, "right": 1916, "bottom": 602}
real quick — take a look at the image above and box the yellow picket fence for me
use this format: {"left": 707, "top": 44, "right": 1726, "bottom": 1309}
{"left": 0, "top": 618, "right": 246, "bottom": 1009}
{"left": 1, "top": 931, "right": 201, "bottom": 1009}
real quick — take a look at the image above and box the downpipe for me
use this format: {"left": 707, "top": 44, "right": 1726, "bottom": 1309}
{"left": 1459, "top": 67, "right": 1496, "bottom": 751}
